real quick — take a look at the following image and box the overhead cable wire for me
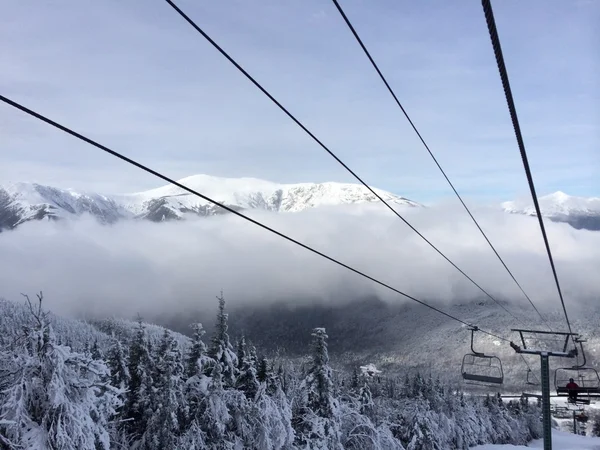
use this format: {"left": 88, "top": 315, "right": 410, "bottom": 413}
{"left": 480, "top": 0, "right": 574, "bottom": 339}
{"left": 162, "top": 0, "right": 525, "bottom": 326}
{"left": 0, "top": 93, "right": 510, "bottom": 343}
{"left": 330, "top": 0, "right": 551, "bottom": 332}
{"left": 519, "top": 353, "right": 540, "bottom": 385}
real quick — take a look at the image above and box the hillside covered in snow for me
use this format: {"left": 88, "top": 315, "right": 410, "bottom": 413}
{"left": 502, "top": 191, "right": 600, "bottom": 231}
{"left": 0, "top": 175, "right": 421, "bottom": 230}
{"left": 0, "top": 294, "right": 544, "bottom": 450}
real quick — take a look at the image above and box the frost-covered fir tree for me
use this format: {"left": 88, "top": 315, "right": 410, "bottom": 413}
{"left": 236, "top": 335, "right": 259, "bottom": 399}
{"left": 359, "top": 381, "right": 374, "bottom": 417}
{"left": 257, "top": 356, "right": 269, "bottom": 383}
{"left": 106, "top": 336, "right": 130, "bottom": 390}
{"left": 351, "top": 367, "right": 360, "bottom": 391}
{"left": 208, "top": 291, "right": 238, "bottom": 387}
{"left": 294, "top": 327, "right": 342, "bottom": 450}
{"left": 305, "top": 328, "right": 336, "bottom": 419}
{"left": 186, "top": 322, "right": 208, "bottom": 379}
{"left": 91, "top": 339, "right": 103, "bottom": 360}
{"left": 249, "top": 382, "right": 295, "bottom": 449}
{"left": 593, "top": 413, "right": 600, "bottom": 437}
{"left": 143, "top": 329, "right": 187, "bottom": 450}
{"left": 199, "top": 363, "right": 235, "bottom": 448}
{"left": 124, "top": 316, "right": 154, "bottom": 440}
{"left": 0, "top": 293, "right": 121, "bottom": 450}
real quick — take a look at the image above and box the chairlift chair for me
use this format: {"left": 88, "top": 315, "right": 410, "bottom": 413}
{"left": 554, "top": 338, "right": 600, "bottom": 403}
{"left": 461, "top": 327, "right": 504, "bottom": 385}
{"left": 526, "top": 368, "right": 539, "bottom": 386}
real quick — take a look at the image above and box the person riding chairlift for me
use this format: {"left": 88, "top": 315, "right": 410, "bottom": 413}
{"left": 566, "top": 378, "right": 579, "bottom": 403}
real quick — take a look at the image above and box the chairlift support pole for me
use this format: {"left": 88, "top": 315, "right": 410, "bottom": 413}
{"left": 510, "top": 329, "right": 579, "bottom": 450}
{"left": 540, "top": 353, "right": 552, "bottom": 449}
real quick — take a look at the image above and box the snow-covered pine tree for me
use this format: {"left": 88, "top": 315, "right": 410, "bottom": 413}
{"left": 124, "top": 316, "right": 154, "bottom": 441}
{"left": 91, "top": 339, "right": 103, "bottom": 360}
{"left": 106, "top": 336, "right": 130, "bottom": 390}
{"left": 294, "top": 327, "right": 343, "bottom": 450}
{"left": 257, "top": 356, "right": 269, "bottom": 383}
{"left": 208, "top": 291, "right": 238, "bottom": 387}
{"left": 0, "top": 293, "right": 121, "bottom": 450}
{"left": 592, "top": 413, "right": 600, "bottom": 437}
{"left": 351, "top": 367, "right": 360, "bottom": 391}
{"left": 186, "top": 322, "right": 208, "bottom": 379}
{"left": 143, "top": 329, "right": 187, "bottom": 449}
{"left": 199, "top": 363, "right": 235, "bottom": 448}
{"left": 236, "top": 336, "right": 259, "bottom": 399}
{"left": 305, "top": 328, "right": 336, "bottom": 419}
{"left": 359, "top": 381, "right": 374, "bottom": 417}
{"left": 237, "top": 335, "right": 247, "bottom": 370}
{"left": 248, "top": 382, "right": 295, "bottom": 449}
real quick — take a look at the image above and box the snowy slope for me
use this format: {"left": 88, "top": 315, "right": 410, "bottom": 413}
{"left": 503, "top": 192, "right": 600, "bottom": 231}
{"left": 0, "top": 182, "right": 128, "bottom": 230}
{"left": 0, "top": 175, "right": 421, "bottom": 229}
{"left": 474, "top": 429, "right": 600, "bottom": 449}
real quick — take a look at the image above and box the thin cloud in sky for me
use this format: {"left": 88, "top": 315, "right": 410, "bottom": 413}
{"left": 0, "top": 0, "right": 598, "bottom": 202}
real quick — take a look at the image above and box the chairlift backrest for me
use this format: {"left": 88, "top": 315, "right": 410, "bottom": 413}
{"left": 461, "top": 328, "right": 504, "bottom": 385}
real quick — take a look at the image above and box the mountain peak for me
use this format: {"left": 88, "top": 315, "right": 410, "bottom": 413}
{"left": 502, "top": 191, "right": 600, "bottom": 230}
{"left": 545, "top": 191, "right": 570, "bottom": 201}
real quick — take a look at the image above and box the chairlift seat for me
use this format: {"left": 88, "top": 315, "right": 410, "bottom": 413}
{"left": 555, "top": 367, "right": 600, "bottom": 397}
{"left": 461, "top": 353, "right": 504, "bottom": 385}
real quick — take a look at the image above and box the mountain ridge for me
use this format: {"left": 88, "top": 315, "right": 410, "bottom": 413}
{"left": 502, "top": 191, "right": 600, "bottom": 230}
{"left": 0, "top": 174, "right": 421, "bottom": 231}
{"left": 2, "top": 176, "right": 599, "bottom": 231}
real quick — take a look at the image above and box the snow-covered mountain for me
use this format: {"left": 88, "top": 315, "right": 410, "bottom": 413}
{"left": 0, "top": 175, "right": 421, "bottom": 230}
{"left": 502, "top": 191, "right": 600, "bottom": 231}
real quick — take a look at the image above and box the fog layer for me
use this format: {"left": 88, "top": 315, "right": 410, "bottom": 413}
{"left": 1, "top": 203, "right": 598, "bottom": 319}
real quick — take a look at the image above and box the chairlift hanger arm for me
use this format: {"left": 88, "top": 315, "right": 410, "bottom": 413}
{"left": 510, "top": 329, "right": 579, "bottom": 356}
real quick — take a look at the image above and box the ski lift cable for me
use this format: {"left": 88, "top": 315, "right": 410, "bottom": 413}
{"left": 161, "top": 0, "right": 527, "bottom": 327}
{"left": 329, "top": 0, "right": 552, "bottom": 332}
{"left": 481, "top": 0, "right": 574, "bottom": 341}
{"left": 519, "top": 353, "right": 540, "bottom": 384}
{"left": 0, "top": 93, "right": 512, "bottom": 344}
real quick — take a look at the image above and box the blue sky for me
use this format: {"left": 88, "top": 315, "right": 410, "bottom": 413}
{"left": 1, "top": 0, "right": 598, "bottom": 203}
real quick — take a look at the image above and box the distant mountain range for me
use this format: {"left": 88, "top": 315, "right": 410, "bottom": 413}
{"left": 0, "top": 175, "right": 421, "bottom": 231}
{"left": 503, "top": 191, "right": 600, "bottom": 231}
{"left": 1, "top": 175, "right": 598, "bottom": 231}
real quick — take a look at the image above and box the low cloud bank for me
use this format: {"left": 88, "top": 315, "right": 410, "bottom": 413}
{"left": 1, "top": 203, "right": 598, "bottom": 319}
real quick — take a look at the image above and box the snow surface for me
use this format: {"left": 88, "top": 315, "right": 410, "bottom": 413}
{"left": 502, "top": 191, "right": 600, "bottom": 218}
{"left": 120, "top": 174, "right": 421, "bottom": 214}
{"left": 474, "top": 430, "right": 600, "bottom": 449}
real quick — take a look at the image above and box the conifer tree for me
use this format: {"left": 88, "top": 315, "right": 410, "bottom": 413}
{"left": 0, "top": 293, "right": 121, "bottom": 450}
{"left": 359, "top": 381, "right": 374, "bottom": 417}
{"left": 144, "top": 329, "right": 186, "bottom": 449}
{"left": 237, "top": 335, "right": 247, "bottom": 370}
{"left": 208, "top": 291, "right": 238, "bottom": 387}
{"left": 294, "top": 328, "right": 342, "bottom": 449}
{"left": 124, "top": 316, "right": 154, "bottom": 440}
{"left": 91, "top": 339, "right": 103, "bottom": 360}
{"left": 186, "top": 322, "right": 208, "bottom": 378}
{"left": 257, "top": 356, "right": 269, "bottom": 383}
{"left": 236, "top": 336, "right": 259, "bottom": 399}
{"left": 592, "top": 414, "right": 600, "bottom": 437}
{"left": 106, "top": 336, "right": 130, "bottom": 390}
{"left": 305, "top": 328, "right": 336, "bottom": 419}
{"left": 351, "top": 367, "right": 360, "bottom": 391}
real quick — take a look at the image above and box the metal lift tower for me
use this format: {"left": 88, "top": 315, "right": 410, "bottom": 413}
{"left": 510, "top": 329, "right": 578, "bottom": 450}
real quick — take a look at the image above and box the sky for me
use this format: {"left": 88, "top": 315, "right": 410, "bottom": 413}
{"left": 1, "top": 0, "right": 598, "bottom": 203}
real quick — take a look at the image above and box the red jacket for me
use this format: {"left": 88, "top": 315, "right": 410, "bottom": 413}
{"left": 566, "top": 382, "right": 579, "bottom": 390}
